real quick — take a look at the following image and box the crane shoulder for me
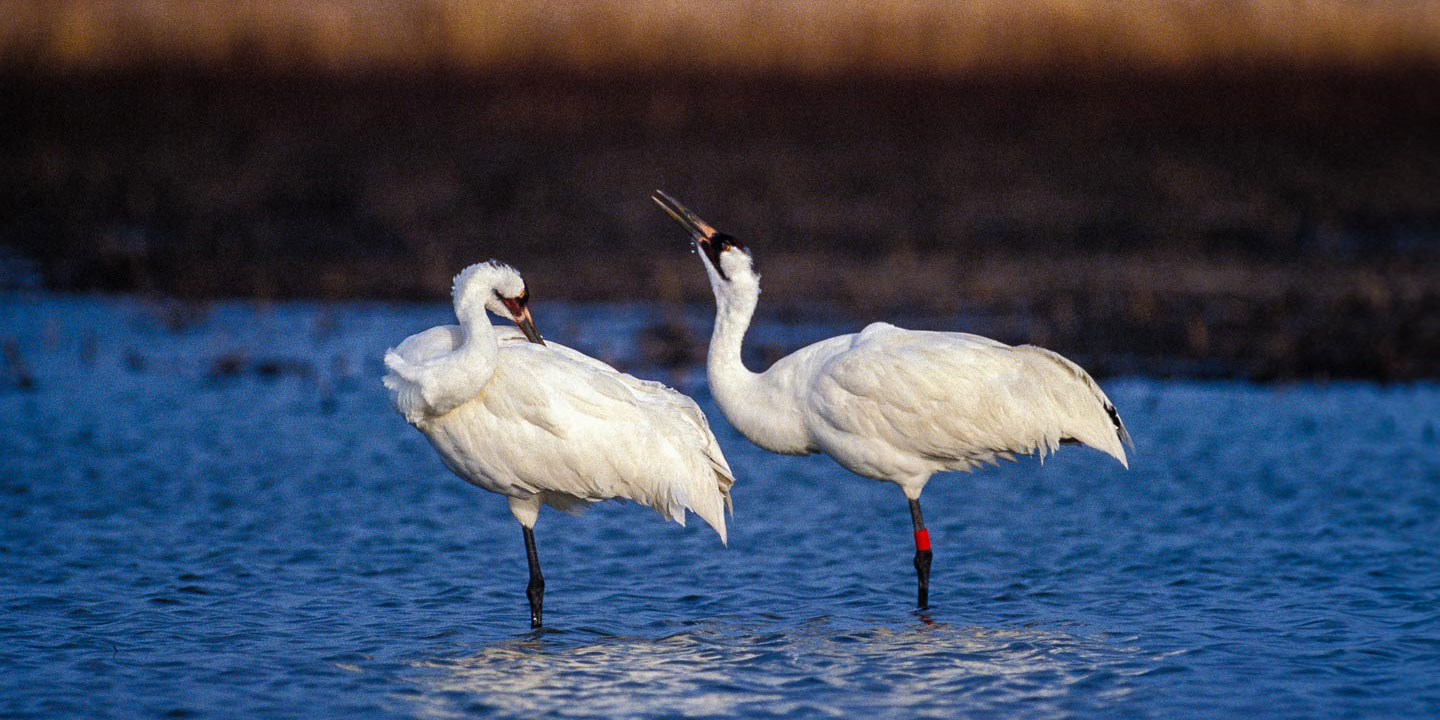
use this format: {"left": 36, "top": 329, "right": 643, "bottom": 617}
{"left": 818, "top": 326, "right": 1025, "bottom": 400}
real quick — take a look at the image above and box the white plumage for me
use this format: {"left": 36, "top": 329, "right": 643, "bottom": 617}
{"left": 382, "top": 260, "right": 734, "bottom": 626}
{"left": 654, "top": 191, "right": 1131, "bottom": 608}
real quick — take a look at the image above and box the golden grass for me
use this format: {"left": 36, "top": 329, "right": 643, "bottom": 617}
{"left": 5, "top": 0, "right": 1440, "bottom": 75}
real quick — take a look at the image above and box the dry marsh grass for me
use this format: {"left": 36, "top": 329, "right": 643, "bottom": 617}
{"left": 5, "top": 0, "right": 1440, "bottom": 75}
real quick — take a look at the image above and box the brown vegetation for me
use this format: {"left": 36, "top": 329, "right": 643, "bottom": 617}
{"left": 5, "top": 1, "right": 1440, "bottom": 76}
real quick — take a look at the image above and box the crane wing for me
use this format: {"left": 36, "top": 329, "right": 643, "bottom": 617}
{"left": 452, "top": 344, "right": 734, "bottom": 541}
{"left": 383, "top": 325, "right": 474, "bottom": 423}
{"left": 500, "top": 329, "right": 731, "bottom": 480}
{"left": 810, "top": 324, "right": 1128, "bottom": 470}
{"left": 383, "top": 326, "right": 629, "bottom": 424}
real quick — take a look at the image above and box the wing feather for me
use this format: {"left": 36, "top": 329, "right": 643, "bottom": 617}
{"left": 811, "top": 325, "right": 1126, "bottom": 472}
{"left": 415, "top": 340, "right": 734, "bottom": 542}
{"left": 383, "top": 325, "right": 474, "bottom": 423}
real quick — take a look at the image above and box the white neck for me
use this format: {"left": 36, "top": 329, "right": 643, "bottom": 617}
{"left": 417, "top": 299, "right": 501, "bottom": 419}
{"left": 455, "top": 300, "right": 501, "bottom": 375}
{"left": 705, "top": 273, "right": 810, "bottom": 454}
{"left": 707, "top": 274, "right": 760, "bottom": 389}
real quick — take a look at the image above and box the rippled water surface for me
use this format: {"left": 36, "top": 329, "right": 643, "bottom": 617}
{"left": 3, "top": 295, "right": 1438, "bottom": 719}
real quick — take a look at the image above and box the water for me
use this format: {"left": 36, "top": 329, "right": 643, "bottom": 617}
{"left": 2, "top": 295, "right": 1438, "bottom": 719}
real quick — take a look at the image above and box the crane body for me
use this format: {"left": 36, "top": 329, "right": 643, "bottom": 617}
{"left": 383, "top": 260, "right": 734, "bottom": 627}
{"left": 654, "top": 191, "right": 1130, "bottom": 608}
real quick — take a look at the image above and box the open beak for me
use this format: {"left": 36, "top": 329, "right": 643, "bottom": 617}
{"left": 513, "top": 306, "right": 545, "bottom": 345}
{"left": 653, "top": 190, "right": 732, "bottom": 278}
{"left": 652, "top": 190, "right": 718, "bottom": 248}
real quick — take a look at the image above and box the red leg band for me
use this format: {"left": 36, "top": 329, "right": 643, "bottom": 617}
{"left": 914, "top": 529, "right": 931, "bottom": 552}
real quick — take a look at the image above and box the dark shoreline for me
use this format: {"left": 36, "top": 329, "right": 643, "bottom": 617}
{"left": 6, "top": 249, "right": 1435, "bottom": 384}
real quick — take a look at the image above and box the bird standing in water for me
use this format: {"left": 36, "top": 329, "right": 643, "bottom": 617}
{"left": 653, "top": 191, "right": 1130, "bottom": 609}
{"left": 383, "top": 259, "right": 734, "bottom": 627}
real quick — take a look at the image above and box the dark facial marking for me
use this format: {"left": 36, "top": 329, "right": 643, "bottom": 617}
{"left": 703, "top": 232, "right": 746, "bottom": 281}
{"left": 715, "top": 232, "right": 745, "bottom": 251}
{"left": 496, "top": 287, "right": 529, "bottom": 317}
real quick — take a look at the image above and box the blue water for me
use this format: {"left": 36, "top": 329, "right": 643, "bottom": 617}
{"left": 2, "top": 295, "right": 1438, "bottom": 719}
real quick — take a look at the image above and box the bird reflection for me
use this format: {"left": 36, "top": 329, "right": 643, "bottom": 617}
{"left": 402, "top": 619, "right": 1143, "bottom": 719}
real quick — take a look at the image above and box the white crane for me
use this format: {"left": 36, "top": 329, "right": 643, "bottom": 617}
{"left": 382, "top": 259, "right": 734, "bottom": 627}
{"left": 653, "top": 191, "right": 1131, "bottom": 609}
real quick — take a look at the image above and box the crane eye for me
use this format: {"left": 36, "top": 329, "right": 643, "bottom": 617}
{"left": 493, "top": 288, "right": 529, "bottom": 306}
{"left": 715, "top": 232, "right": 746, "bottom": 252}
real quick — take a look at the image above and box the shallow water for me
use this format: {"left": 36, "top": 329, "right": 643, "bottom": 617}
{"left": 2, "top": 295, "right": 1438, "bottom": 719}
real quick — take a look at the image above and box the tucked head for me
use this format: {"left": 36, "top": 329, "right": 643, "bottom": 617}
{"left": 652, "top": 190, "right": 756, "bottom": 287}
{"left": 451, "top": 259, "right": 545, "bottom": 344}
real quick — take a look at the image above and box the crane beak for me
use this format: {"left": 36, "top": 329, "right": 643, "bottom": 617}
{"left": 652, "top": 190, "right": 718, "bottom": 247}
{"left": 653, "top": 190, "right": 734, "bottom": 279}
{"left": 512, "top": 306, "right": 546, "bottom": 345}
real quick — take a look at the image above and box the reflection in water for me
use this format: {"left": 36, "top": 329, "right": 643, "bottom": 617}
{"left": 403, "top": 619, "right": 1144, "bottom": 719}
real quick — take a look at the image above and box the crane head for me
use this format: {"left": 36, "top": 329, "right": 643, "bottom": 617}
{"left": 453, "top": 260, "right": 545, "bottom": 345}
{"left": 495, "top": 286, "right": 544, "bottom": 345}
{"left": 652, "top": 190, "right": 751, "bottom": 282}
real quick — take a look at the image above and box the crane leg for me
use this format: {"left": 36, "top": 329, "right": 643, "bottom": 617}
{"left": 522, "top": 525, "right": 545, "bottom": 628}
{"left": 909, "top": 497, "right": 932, "bottom": 609}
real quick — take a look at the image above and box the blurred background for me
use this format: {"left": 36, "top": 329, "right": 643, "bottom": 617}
{"left": 2, "top": 0, "right": 1438, "bottom": 380}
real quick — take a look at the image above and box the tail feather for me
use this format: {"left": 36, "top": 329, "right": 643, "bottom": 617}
{"left": 686, "top": 463, "right": 734, "bottom": 546}
{"left": 647, "top": 450, "right": 734, "bottom": 546}
{"left": 617, "top": 376, "right": 735, "bottom": 543}
{"left": 1019, "top": 345, "right": 1132, "bottom": 468}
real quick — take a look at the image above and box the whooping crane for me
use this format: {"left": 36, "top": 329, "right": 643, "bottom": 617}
{"left": 382, "top": 259, "right": 734, "bottom": 627}
{"left": 653, "top": 191, "right": 1131, "bottom": 609}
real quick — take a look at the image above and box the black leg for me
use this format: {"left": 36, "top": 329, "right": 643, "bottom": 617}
{"left": 909, "top": 497, "right": 932, "bottom": 609}
{"left": 522, "top": 525, "right": 545, "bottom": 628}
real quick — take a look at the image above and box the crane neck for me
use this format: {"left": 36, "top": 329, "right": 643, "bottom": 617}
{"left": 456, "top": 303, "right": 500, "bottom": 365}
{"left": 708, "top": 277, "right": 759, "bottom": 374}
{"left": 706, "top": 275, "right": 806, "bottom": 452}
{"left": 438, "top": 298, "right": 502, "bottom": 402}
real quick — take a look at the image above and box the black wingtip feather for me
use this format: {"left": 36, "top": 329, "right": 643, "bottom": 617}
{"left": 1105, "top": 402, "right": 1134, "bottom": 450}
